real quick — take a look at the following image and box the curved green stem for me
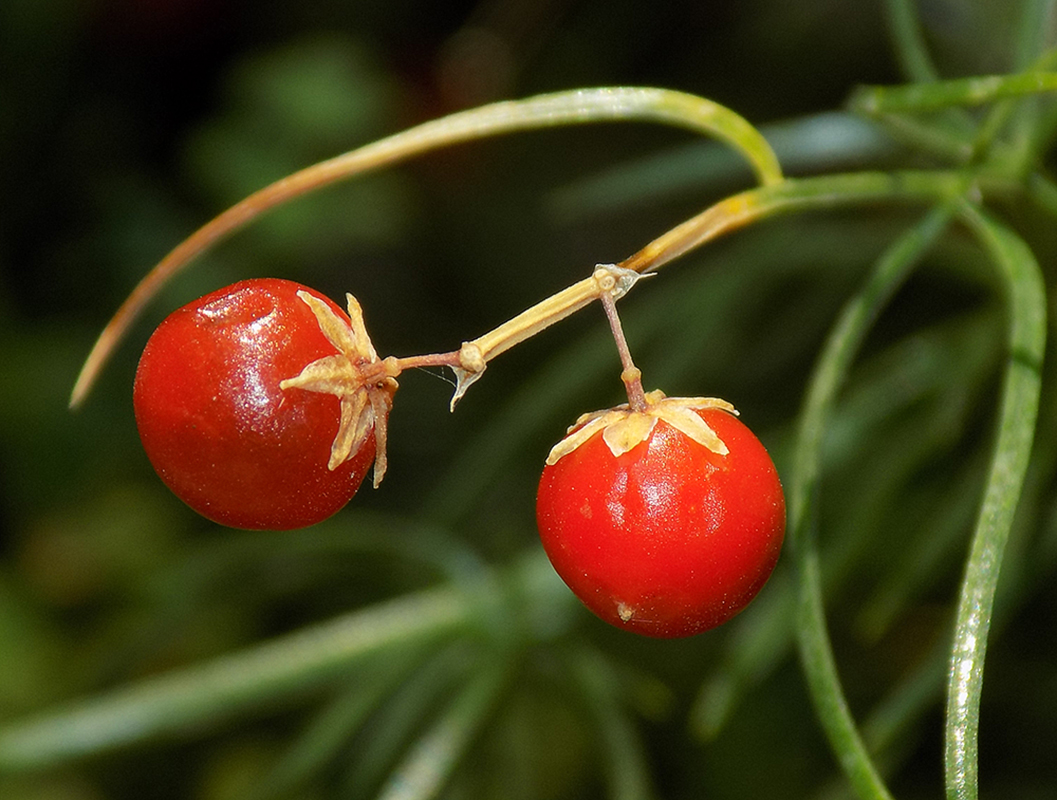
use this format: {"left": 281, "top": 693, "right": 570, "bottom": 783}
{"left": 69, "top": 87, "right": 779, "bottom": 408}
{"left": 882, "top": 0, "right": 942, "bottom": 83}
{"left": 790, "top": 205, "right": 957, "bottom": 800}
{"left": 620, "top": 170, "right": 967, "bottom": 274}
{"left": 970, "top": 49, "right": 1057, "bottom": 167}
{"left": 850, "top": 72, "right": 1057, "bottom": 115}
{"left": 443, "top": 170, "right": 977, "bottom": 404}
{"left": 944, "top": 205, "right": 1046, "bottom": 800}
{"left": 442, "top": 171, "right": 974, "bottom": 404}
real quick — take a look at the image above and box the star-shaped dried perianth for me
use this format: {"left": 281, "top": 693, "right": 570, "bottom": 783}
{"left": 280, "top": 291, "right": 399, "bottom": 487}
{"left": 545, "top": 390, "right": 736, "bottom": 465}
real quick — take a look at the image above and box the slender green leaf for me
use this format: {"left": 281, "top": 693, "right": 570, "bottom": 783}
{"left": 376, "top": 656, "right": 511, "bottom": 800}
{"left": 140, "top": 512, "right": 489, "bottom": 627}
{"left": 566, "top": 646, "right": 655, "bottom": 800}
{"left": 243, "top": 652, "right": 424, "bottom": 800}
{"left": 971, "top": 49, "right": 1057, "bottom": 168}
{"left": 879, "top": 0, "right": 979, "bottom": 150}
{"left": 861, "top": 636, "right": 950, "bottom": 760}
{"left": 855, "top": 453, "right": 986, "bottom": 641}
{"left": 0, "top": 586, "right": 469, "bottom": 771}
{"left": 796, "top": 549, "right": 893, "bottom": 800}
{"left": 882, "top": 0, "right": 942, "bottom": 83}
{"left": 689, "top": 569, "right": 795, "bottom": 741}
{"left": 790, "top": 206, "right": 955, "bottom": 800}
{"left": 944, "top": 206, "right": 1046, "bottom": 800}
{"left": 859, "top": 370, "right": 1057, "bottom": 791}
{"left": 693, "top": 307, "right": 1002, "bottom": 742}
{"left": 340, "top": 643, "right": 471, "bottom": 798}
{"left": 856, "top": 111, "right": 977, "bottom": 164}
{"left": 850, "top": 72, "right": 1057, "bottom": 116}
{"left": 790, "top": 204, "right": 956, "bottom": 529}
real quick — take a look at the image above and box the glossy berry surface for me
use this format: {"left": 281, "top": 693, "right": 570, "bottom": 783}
{"left": 536, "top": 398, "right": 785, "bottom": 638}
{"left": 134, "top": 278, "right": 380, "bottom": 530}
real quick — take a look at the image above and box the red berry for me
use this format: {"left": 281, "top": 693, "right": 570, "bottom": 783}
{"left": 536, "top": 393, "right": 785, "bottom": 638}
{"left": 133, "top": 278, "right": 396, "bottom": 530}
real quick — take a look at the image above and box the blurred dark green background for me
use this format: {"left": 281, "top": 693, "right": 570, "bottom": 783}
{"left": 2, "top": 1, "right": 1055, "bottom": 798}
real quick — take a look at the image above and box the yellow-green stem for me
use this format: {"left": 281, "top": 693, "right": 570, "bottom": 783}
{"left": 69, "top": 87, "right": 780, "bottom": 409}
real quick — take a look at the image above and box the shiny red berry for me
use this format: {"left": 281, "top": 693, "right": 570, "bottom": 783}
{"left": 133, "top": 278, "right": 395, "bottom": 530}
{"left": 536, "top": 393, "right": 785, "bottom": 638}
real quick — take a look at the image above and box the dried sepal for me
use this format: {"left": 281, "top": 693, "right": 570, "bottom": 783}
{"left": 366, "top": 377, "right": 396, "bottom": 486}
{"left": 545, "top": 390, "right": 736, "bottom": 465}
{"left": 650, "top": 396, "right": 734, "bottom": 455}
{"left": 331, "top": 390, "right": 370, "bottom": 470}
{"left": 280, "top": 291, "right": 398, "bottom": 486}
{"left": 601, "top": 412, "right": 658, "bottom": 457}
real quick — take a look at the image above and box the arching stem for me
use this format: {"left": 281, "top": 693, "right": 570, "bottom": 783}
{"left": 376, "top": 264, "right": 651, "bottom": 411}
{"left": 69, "top": 87, "right": 781, "bottom": 410}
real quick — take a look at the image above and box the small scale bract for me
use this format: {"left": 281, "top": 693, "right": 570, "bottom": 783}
{"left": 536, "top": 392, "right": 786, "bottom": 638}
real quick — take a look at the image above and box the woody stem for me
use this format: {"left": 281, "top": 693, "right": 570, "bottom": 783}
{"left": 598, "top": 290, "right": 648, "bottom": 412}
{"left": 379, "top": 265, "right": 649, "bottom": 397}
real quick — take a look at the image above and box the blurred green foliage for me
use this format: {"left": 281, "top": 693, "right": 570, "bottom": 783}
{"left": 2, "top": 1, "right": 1057, "bottom": 799}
